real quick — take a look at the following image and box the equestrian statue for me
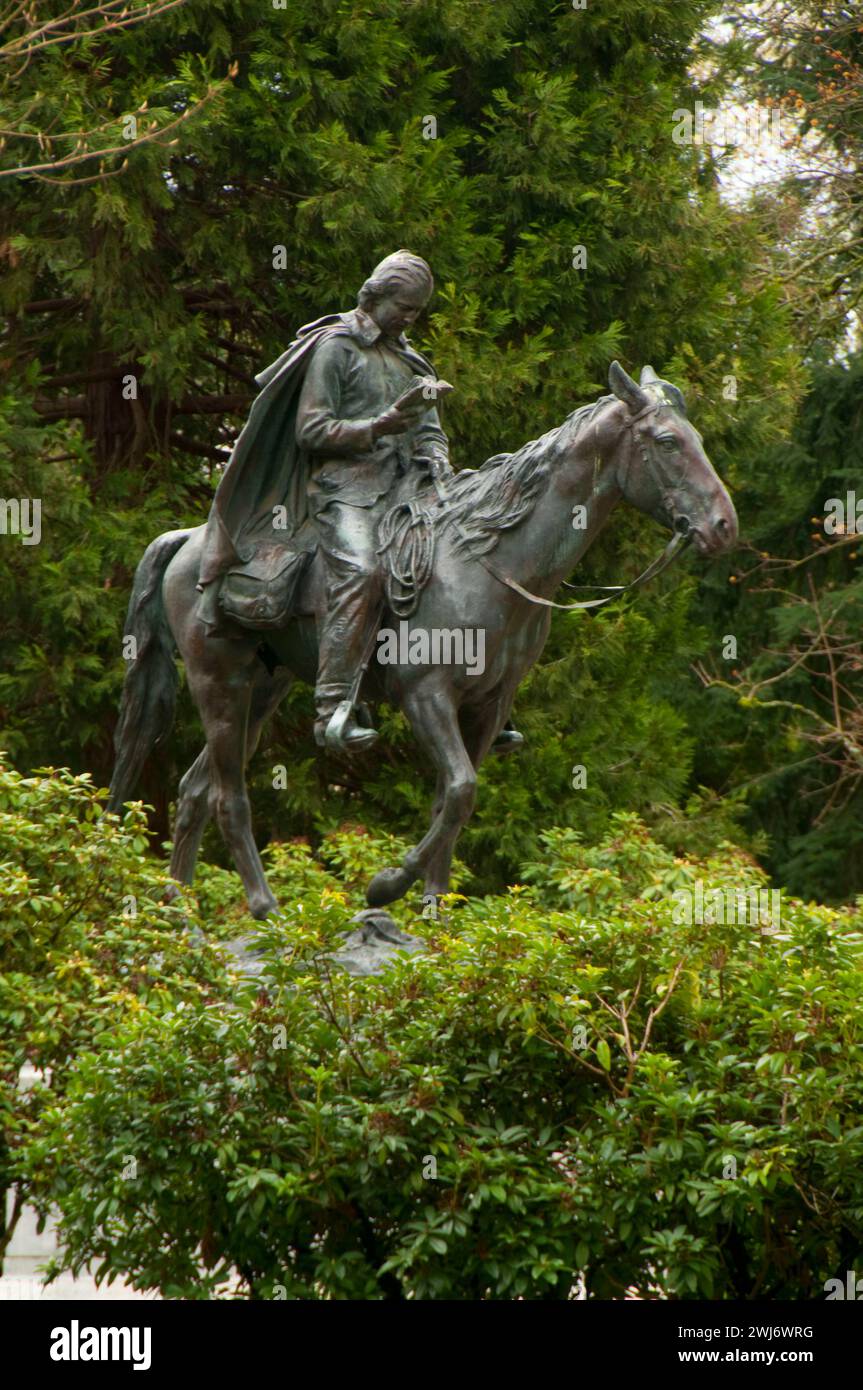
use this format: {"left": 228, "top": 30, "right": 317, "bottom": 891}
{"left": 108, "top": 250, "right": 738, "bottom": 922}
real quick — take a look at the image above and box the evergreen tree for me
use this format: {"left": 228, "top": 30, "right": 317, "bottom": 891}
{"left": 1, "top": 0, "right": 801, "bottom": 885}
{"left": 680, "top": 5, "right": 863, "bottom": 902}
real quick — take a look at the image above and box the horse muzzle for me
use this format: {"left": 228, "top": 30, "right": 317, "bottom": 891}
{"left": 681, "top": 499, "right": 738, "bottom": 557}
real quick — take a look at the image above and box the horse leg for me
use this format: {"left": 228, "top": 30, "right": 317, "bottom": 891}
{"left": 421, "top": 695, "right": 512, "bottom": 906}
{"left": 187, "top": 662, "right": 279, "bottom": 920}
{"left": 367, "top": 687, "right": 477, "bottom": 908}
{"left": 420, "top": 773, "right": 445, "bottom": 904}
{"left": 165, "top": 745, "right": 211, "bottom": 898}
{"left": 168, "top": 664, "right": 294, "bottom": 895}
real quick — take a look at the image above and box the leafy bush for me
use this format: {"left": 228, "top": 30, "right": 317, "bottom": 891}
{"left": 0, "top": 756, "right": 227, "bottom": 1267}
{"left": 8, "top": 769, "right": 862, "bottom": 1299}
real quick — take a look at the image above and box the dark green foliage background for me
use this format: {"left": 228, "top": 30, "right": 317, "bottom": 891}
{"left": 0, "top": 0, "right": 857, "bottom": 895}
{"left": 2, "top": 0, "right": 863, "bottom": 1304}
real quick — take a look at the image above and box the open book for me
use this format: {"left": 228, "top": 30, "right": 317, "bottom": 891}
{"left": 392, "top": 376, "right": 454, "bottom": 412}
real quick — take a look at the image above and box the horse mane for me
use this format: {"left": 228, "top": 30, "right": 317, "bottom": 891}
{"left": 441, "top": 394, "right": 616, "bottom": 555}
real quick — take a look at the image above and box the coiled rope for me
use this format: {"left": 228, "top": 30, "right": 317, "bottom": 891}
{"left": 376, "top": 499, "right": 436, "bottom": 618}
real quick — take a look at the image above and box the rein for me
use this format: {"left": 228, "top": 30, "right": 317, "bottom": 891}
{"left": 478, "top": 526, "right": 691, "bottom": 612}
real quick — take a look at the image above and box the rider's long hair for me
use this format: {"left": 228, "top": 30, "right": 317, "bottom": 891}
{"left": 357, "top": 249, "right": 433, "bottom": 308}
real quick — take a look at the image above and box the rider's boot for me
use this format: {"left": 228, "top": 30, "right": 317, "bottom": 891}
{"left": 315, "top": 698, "right": 379, "bottom": 753}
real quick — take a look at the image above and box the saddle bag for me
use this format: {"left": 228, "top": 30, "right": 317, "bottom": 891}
{"left": 219, "top": 542, "right": 314, "bottom": 630}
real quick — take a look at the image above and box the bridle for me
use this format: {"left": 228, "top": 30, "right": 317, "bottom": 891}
{"left": 449, "top": 398, "right": 693, "bottom": 613}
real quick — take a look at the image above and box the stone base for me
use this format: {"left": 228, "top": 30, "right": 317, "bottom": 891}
{"left": 330, "top": 908, "right": 424, "bottom": 977}
{"left": 220, "top": 908, "right": 424, "bottom": 980}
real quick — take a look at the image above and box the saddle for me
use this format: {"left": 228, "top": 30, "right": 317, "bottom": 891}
{"left": 218, "top": 499, "right": 438, "bottom": 632}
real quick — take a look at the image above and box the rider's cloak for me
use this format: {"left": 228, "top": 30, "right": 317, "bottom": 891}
{"left": 196, "top": 310, "right": 436, "bottom": 627}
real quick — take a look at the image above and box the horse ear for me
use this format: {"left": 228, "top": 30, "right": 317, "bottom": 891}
{"left": 639, "top": 364, "right": 688, "bottom": 415}
{"left": 609, "top": 360, "right": 650, "bottom": 415}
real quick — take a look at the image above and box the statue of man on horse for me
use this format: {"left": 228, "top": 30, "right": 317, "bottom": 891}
{"left": 108, "top": 251, "right": 738, "bottom": 924}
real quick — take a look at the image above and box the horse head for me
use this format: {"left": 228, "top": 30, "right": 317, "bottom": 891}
{"left": 608, "top": 361, "right": 738, "bottom": 557}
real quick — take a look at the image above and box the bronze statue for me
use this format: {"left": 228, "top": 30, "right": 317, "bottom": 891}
{"left": 108, "top": 253, "right": 738, "bottom": 923}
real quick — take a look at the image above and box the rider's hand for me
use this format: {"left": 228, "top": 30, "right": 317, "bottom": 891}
{"left": 372, "top": 404, "right": 425, "bottom": 439}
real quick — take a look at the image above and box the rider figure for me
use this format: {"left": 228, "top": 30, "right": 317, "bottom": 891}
{"left": 295, "top": 250, "right": 450, "bottom": 750}
{"left": 199, "top": 247, "right": 523, "bottom": 757}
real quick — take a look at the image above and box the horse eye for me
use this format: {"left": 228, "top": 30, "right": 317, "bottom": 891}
{"left": 658, "top": 436, "right": 679, "bottom": 451}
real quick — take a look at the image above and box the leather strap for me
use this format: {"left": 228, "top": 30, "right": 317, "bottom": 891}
{"left": 475, "top": 526, "right": 691, "bottom": 611}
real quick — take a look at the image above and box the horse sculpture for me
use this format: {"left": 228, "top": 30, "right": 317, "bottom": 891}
{"left": 108, "top": 362, "right": 737, "bottom": 920}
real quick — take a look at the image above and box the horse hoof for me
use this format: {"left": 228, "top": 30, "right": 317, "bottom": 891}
{"left": 249, "top": 896, "right": 279, "bottom": 921}
{"left": 367, "top": 866, "right": 414, "bottom": 908}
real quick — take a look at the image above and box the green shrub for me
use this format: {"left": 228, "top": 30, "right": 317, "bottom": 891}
{"left": 8, "top": 769, "right": 861, "bottom": 1299}
{"left": 0, "top": 756, "right": 227, "bottom": 1269}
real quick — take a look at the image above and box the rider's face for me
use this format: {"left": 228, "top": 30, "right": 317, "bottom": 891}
{"left": 368, "top": 283, "right": 429, "bottom": 340}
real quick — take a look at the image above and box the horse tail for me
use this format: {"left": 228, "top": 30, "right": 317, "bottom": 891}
{"left": 107, "top": 529, "right": 191, "bottom": 815}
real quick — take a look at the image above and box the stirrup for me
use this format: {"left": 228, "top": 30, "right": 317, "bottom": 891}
{"left": 492, "top": 725, "right": 525, "bottom": 755}
{"left": 319, "top": 700, "right": 379, "bottom": 753}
